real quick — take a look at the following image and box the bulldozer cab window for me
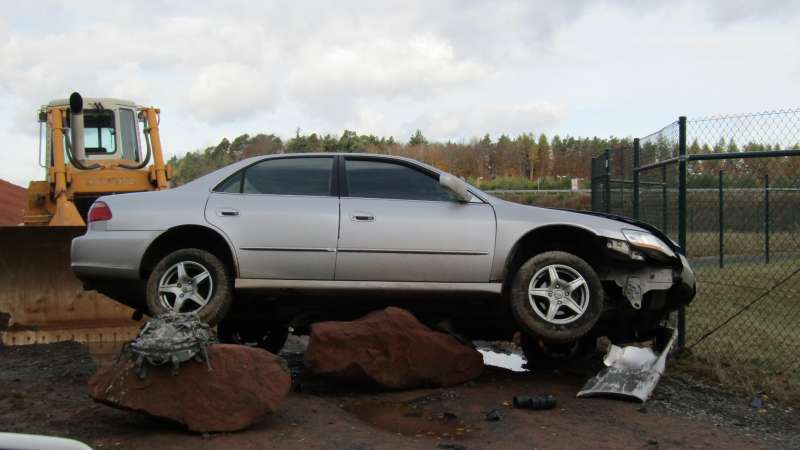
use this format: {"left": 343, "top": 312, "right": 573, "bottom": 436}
{"left": 119, "top": 108, "right": 140, "bottom": 161}
{"left": 83, "top": 110, "right": 116, "bottom": 155}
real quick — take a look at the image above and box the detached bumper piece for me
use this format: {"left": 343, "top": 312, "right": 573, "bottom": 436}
{"left": 577, "top": 327, "right": 677, "bottom": 402}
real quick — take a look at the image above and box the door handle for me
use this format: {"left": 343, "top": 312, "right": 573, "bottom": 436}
{"left": 218, "top": 208, "right": 239, "bottom": 217}
{"left": 351, "top": 212, "right": 375, "bottom": 222}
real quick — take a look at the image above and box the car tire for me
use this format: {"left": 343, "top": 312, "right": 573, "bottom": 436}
{"left": 146, "top": 248, "right": 232, "bottom": 326}
{"left": 510, "top": 251, "right": 603, "bottom": 344}
{"left": 519, "top": 333, "right": 596, "bottom": 369}
{"left": 217, "top": 319, "right": 290, "bottom": 354}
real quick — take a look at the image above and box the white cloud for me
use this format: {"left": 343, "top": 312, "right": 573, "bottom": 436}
{"left": 291, "top": 35, "right": 488, "bottom": 98}
{"left": 0, "top": 0, "right": 798, "bottom": 185}
{"left": 187, "top": 63, "right": 279, "bottom": 122}
{"left": 409, "top": 102, "right": 567, "bottom": 141}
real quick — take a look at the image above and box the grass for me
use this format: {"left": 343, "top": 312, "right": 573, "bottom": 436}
{"left": 686, "top": 231, "right": 799, "bottom": 259}
{"left": 680, "top": 258, "right": 800, "bottom": 405}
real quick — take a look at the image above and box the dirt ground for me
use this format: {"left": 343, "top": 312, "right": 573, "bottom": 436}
{"left": 0, "top": 340, "right": 797, "bottom": 450}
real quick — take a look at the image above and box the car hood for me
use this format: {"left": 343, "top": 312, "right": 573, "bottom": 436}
{"left": 556, "top": 209, "right": 681, "bottom": 253}
{"left": 488, "top": 196, "right": 680, "bottom": 253}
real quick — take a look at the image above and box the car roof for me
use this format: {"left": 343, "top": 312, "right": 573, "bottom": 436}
{"left": 237, "top": 152, "right": 445, "bottom": 173}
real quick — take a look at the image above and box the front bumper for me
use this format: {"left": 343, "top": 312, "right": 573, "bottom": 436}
{"left": 71, "top": 229, "right": 162, "bottom": 281}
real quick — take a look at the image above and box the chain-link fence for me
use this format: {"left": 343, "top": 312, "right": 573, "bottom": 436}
{"left": 592, "top": 109, "right": 800, "bottom": 393}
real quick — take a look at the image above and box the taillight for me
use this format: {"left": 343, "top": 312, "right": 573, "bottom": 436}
{"left": 88, "top": 201, "right": 112, "bottom": 222}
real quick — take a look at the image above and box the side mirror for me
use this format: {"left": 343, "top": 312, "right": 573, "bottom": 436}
{"left": 439, "top": 173, "right": 472, "bottom": 202}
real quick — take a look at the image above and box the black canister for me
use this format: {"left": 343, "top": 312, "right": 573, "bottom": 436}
{"left": 512, "top": 394, "right": 557, "bottom": 410}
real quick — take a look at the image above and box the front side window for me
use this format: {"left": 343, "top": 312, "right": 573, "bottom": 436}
{"left": 83, "top": 110, "right": 116, "bottom": 154}
{"left": 241, "top": 157, "right": 333, "bottom": 196}
{"left": 345, "top": 158, "right": 455, "bottom": 201}
{"left": 119, "top": 109, "right": 139, "bottom": 161}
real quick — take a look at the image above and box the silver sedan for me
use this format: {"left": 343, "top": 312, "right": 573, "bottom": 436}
{"left": 72, "top": 153, "right": 694, "bottom": 361}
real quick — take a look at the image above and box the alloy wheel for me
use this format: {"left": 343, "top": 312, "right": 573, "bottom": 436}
{"left": 527, "top": 264, "right": 590, "bottom": 325}
{"left": 157, "top": 261, "right": 214, "bottom": 314}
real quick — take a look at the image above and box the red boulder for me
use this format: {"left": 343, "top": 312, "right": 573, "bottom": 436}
{"left": 89, "top": 344, "right": 291, "bottom": 432}
{"left": 305, "top": 307, "right": 484, "bottom": 388}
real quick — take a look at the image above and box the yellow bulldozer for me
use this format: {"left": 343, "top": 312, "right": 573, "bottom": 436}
{"left": 0, "top": 93, "right": 171, "bottom": 346}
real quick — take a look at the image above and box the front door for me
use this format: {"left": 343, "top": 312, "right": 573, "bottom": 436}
{"left": 205, "top": 156, "right": 339, "bottom": 280}
{"left": 336, "top": 157, "right": 496, "bottom": 282}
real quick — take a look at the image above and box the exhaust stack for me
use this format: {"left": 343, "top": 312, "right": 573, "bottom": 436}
{"left": 69, "top": 92, "right": 86, "bottom": 162}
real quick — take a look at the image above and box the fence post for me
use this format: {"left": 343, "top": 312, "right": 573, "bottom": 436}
{"left": 604, "top": 149, "right": 611, "bottom": 214}
{"left": 633, "top": 138, "right": 640, "bottom": 220}
{"left": 661, "top": 164, "right": 667, "bottom": 232}
{"left": 620, "top": 149, "right": 626, "bottom": 214}
{"left": 719, "top": 170, "right": 724, "bottom": 268}
{"left": 765, "top": 174, "right": 770, "bottom": 264}
{"left": 677, "top": 116, "right": 687, "bottom": 349}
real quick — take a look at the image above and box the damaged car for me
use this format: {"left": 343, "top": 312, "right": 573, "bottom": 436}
{"left": 71, "top": 153, "right": 695, "bottom": 363}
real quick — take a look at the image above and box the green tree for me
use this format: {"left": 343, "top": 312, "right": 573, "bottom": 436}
{"left": 409, "top": 129, "right": 427, "bottom": 146}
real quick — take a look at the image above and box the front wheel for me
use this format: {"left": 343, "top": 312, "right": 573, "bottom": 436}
{"left": 145, "top": 248, "right": 232, "bottom": 325}
{"left": 510, "top": 251, "right": 604, "bottom": 344}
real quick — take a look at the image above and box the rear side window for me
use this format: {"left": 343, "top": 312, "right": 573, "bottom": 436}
{"left": 242, "top": 157, "right": 333, "bottom": 196}
{"left": 345, "top": 159, "right": 454, "bottom": 202}
{"left": 215, "top": 171, "right": 243, "bottom": 193}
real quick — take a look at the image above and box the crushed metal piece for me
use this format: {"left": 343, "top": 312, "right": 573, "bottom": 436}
{"left": 577, "top": 327, "right": 676, "bottom": 402}
{"left": 123, "top": 313, "right": 215, "bottom": 378}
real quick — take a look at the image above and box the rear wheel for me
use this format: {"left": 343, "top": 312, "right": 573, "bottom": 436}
{"left": 145, "top": 248, "right": 232, "bottom": 325}
{"left": 510, "top": 251, "right": 604, "bottom": 344}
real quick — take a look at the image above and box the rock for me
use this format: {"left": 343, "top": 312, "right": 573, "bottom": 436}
{"left": 88, "top": 344, "right": 291, "bottom": 432}
{"left": 485, "top": 408, "right": 502, "bottom": 421}
{"left": 304, "top": 307, "right": 484, "bottom": 388}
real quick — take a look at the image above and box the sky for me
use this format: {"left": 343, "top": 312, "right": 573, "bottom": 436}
{"left": 1, "top": 0, "right": 798, "bottom": 186}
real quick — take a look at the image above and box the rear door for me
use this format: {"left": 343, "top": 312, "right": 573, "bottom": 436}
{"left": 336, "top": 157, "right": 496, "bottom": 282}
{"left": 205, "top": 156, "right": 339, "bottom": 280}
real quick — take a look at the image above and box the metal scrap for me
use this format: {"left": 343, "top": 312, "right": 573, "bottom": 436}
{"left": 577, "top": 327, "right": 677, "bottom": 402}
{"left": 123, "top": 313, "right": 215, "bottom": 378}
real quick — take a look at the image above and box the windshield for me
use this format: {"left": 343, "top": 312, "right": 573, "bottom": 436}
{"left": 83, "top": 109, "right": 116, "bottom": 154}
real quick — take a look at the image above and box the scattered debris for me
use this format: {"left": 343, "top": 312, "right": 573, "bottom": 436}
{"left": 512, "top": 395, "right": 557, "bottom": 410}
{"left": 484, "top": 409, "right": 502, "bottom": 421}
{"left": 438, "top": 444, "right": 467, "bottom": 450}
{"left": 304, "top": 307, "right": 484, "bottom": 388}
{"left": 578, "top": 327, "right": 676, "bottom": 402}
{"left": 439, "top": 411, "right": 458, "bottom": 421}
{"left": 2, "top": 341, "right": 797, "bottom": 449}
{"left": 477, "top": 347, "right": 527, "bottom": 372}
{"left": 750, "top": 394, "right": 768, "bottom": 410}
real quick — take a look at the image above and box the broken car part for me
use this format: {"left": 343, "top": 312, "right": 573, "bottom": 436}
{"left": 577, "top": 327, "right": 677, "bottom": 402}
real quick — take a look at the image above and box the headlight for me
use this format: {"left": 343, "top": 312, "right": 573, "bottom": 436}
{"left": 622, "top": 229, "right": 676, "bottom": 259}
{"left": 606, "top": 238, "right": 644, "bottom": 260}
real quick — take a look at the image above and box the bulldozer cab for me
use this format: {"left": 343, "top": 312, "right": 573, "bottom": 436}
{"left": 40, "top": 97, "right": 148, "bottom": 172}
{"left": 25, "top": 92, "right": 170, "bottom": 226}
